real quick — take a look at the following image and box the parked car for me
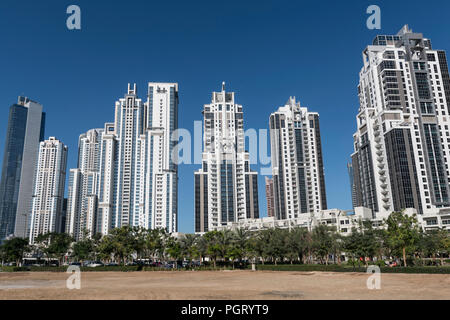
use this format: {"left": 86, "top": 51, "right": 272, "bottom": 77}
{"left": 388, "top": 261, "right": 398, "bottom": 268}
{"left": 87, "top": 261, "right": 104, "bottom": 268}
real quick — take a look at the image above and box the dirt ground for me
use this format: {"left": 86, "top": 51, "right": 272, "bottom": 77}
{"left": 0, "top": 270, "right": 449, "bottom": 300}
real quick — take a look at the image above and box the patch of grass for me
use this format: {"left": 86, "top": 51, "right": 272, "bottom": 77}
{"left": 0, "top": 265, "right": 236, "bottom": 272}
{"left": 251, "top": 264, "right": 450, "bottom": 274}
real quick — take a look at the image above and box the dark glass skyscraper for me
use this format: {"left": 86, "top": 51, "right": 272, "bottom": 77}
{"left": 0, "top": 97, "right": 45, "bottom": 240}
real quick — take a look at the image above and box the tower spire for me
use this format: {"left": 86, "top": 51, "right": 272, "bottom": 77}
{"left": 222, "top": 81, "right": 225, "bottom": 92}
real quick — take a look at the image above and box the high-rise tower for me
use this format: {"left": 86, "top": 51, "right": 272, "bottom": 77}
{"left": 29, "top": 137, "right": 67, "bottom": 244}
{"left": 351, "top": 26, "right": 450, "bottom": 216}
{"left": 0, "top": 97, "right": 45, "bottom": 240}
{"left": 195, "top": 83, "right": 259, "bottom": 233}
{"left": 84, "top": 83, "right": 179, "bottom": 235}
{"left": 269, "top": 97, "right": 327, "bottom": 220}
{"left": 66, "top": 129, "right": 103, "bottom": 240}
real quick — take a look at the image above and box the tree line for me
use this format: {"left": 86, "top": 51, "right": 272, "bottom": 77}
{"left": 1, "top": 211, "right": 449, "bottom": 268}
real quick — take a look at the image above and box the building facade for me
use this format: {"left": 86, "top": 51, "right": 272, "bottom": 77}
{"left": 265, "top": 177, "right": 275, "bottom": 217}
{"left": 269, "top": 97, "right": 327, "bottom": 220}
{"left": 29, "top": 137, "right": 67, "bottom": 244}
{"left": 66, "top": 129, "right": 103, "bottom": 241}
{"left": 214, "top": 207, "right": 450, "bottom": 234}
{"left": 0, "top": 97, "right": 45, "bottom": 240}
{"left": 195, "top": 83, "right": 259, "bottom": 233}
{"left": 347, "top": 162, "right": 358, "bottom": 209}
{"left": 351, "top": 25, "right": 450, "bottom": 218}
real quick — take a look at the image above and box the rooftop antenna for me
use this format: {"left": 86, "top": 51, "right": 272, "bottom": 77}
{"left": 222, "top": 81, "right": 225, "bottom": 91}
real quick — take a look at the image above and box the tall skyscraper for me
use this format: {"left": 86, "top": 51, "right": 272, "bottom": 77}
{"left": 269, "top": 97, "right": 327, "bottom": 220}
{"left": 29, "top": 137, "right": 67, "bottom": 244}
{"left": 351, "top": 25, "right": 450, "bottom": 217}
{"left": 0, "top": 97, "right": 45, "bottom": 240}
{"left": 195, "top": 83, "right": 259, "bottom": 233}
{"left": 79, "top": 83, "right": 179, "bottom": 236}
{"left": 143, "top": 82, "right": 179, "bottom": 232}
{"left": 112, "top": 84, "right": 145, "bottom": 229}
{"left": 66, "top": 129, "right": 103, "bottom": 241}
{"left": 265, "top": 177, "right": 275, "bottom": 217}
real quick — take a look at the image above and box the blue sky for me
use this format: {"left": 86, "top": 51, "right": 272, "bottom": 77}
{"left": 0, "top": 0, "right": 449, "bottom": 233}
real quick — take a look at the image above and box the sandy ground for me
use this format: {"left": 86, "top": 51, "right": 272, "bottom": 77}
{"left": 0, "top": 270, "right": 449, "bottom": 300}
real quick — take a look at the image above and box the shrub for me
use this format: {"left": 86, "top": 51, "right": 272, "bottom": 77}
{"left": 251, "top": 264, "right": 450, "bottom": 274}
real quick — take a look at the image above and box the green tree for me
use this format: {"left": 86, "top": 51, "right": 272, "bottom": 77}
{"left": 72, "top": 238, "right": 94, "bottom": 263}
{"left": 131, "top": 227, "right": 147, "bottom": 261}
{"left": 35, "top": 233, "right": 73, "bottom": 266}
{"left": 217, "top": 230, "right": 234, "bottom": 264}
{"left": 98, "top": 234, "right": 115, "bottom": 263}
{"left": 101, "top": 226, "right": 137, "bottom": 265}
{"left": 344, "top": 220, "right": 381, "bottom": 266}
{"left": 260, "top": 228, "right": 286, "bottom": 265}
{"left": 179, "top": 234, "right": 199, "bottom": 267}
{"left": 385, "top": 211, "right": 421, "bottom": 267}
{"left": 166, "top": 236, "right": 183, "bottom": 266}
{"left": 248, "top": 231, "right": 266, "bottom": 264}
{"left": 0, "top": 238, "right": 30, "bottom": 266}
{"left": 194, "top": 235, "right": 208, "bottom": 265}
{"left": 202, "top": 231, "right": 221, "bottom": 268}
{"left": 420, "top": 228, "right": 450, "bottom": 265}
{"left": 231, "top": 228, "right": 251, "bottom": 263}
{"left": 311, "top": 225, "right": 334, "bottom": 265}
{"left": 285, "top": 227, "right": 311, "bottom": 264}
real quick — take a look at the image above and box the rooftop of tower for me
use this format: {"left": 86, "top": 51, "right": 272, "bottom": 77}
{"left": 371, "top": 24, "right": 414, "bottom": 46}
{"left": 211, "top": 81, "right": 234, "bottom": 104}
{"left": 17, "top": 96, "right": 41, "bottom": 107}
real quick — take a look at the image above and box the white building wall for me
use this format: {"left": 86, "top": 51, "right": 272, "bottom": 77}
{"left": 29, "top": 137, "right": 67, "bottom": 244}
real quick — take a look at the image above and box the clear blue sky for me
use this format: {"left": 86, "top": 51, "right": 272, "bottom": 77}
{"left": 1, "top": 0, "right": 449, "bottom": 233}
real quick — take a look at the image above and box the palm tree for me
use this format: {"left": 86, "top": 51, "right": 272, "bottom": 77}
{"left": 180, "top": 234, "right": 199, "bottom": 267}
{"left": 202, "top": 231, "right": 221, "bottom": 268}
{"left": 217, "top": 230, "right": 234, "bottom": 265}
{"left": 194, "top": 235, "right": 208, "bottom": 266}
{"left": 229, "top": 228, "right": 252, "bottom": 267}
{"left": 285, "top": 227, "right": 310, "bottom": 264}
{"left": 311, "top": 225, "right": 334, "bottom": 265}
